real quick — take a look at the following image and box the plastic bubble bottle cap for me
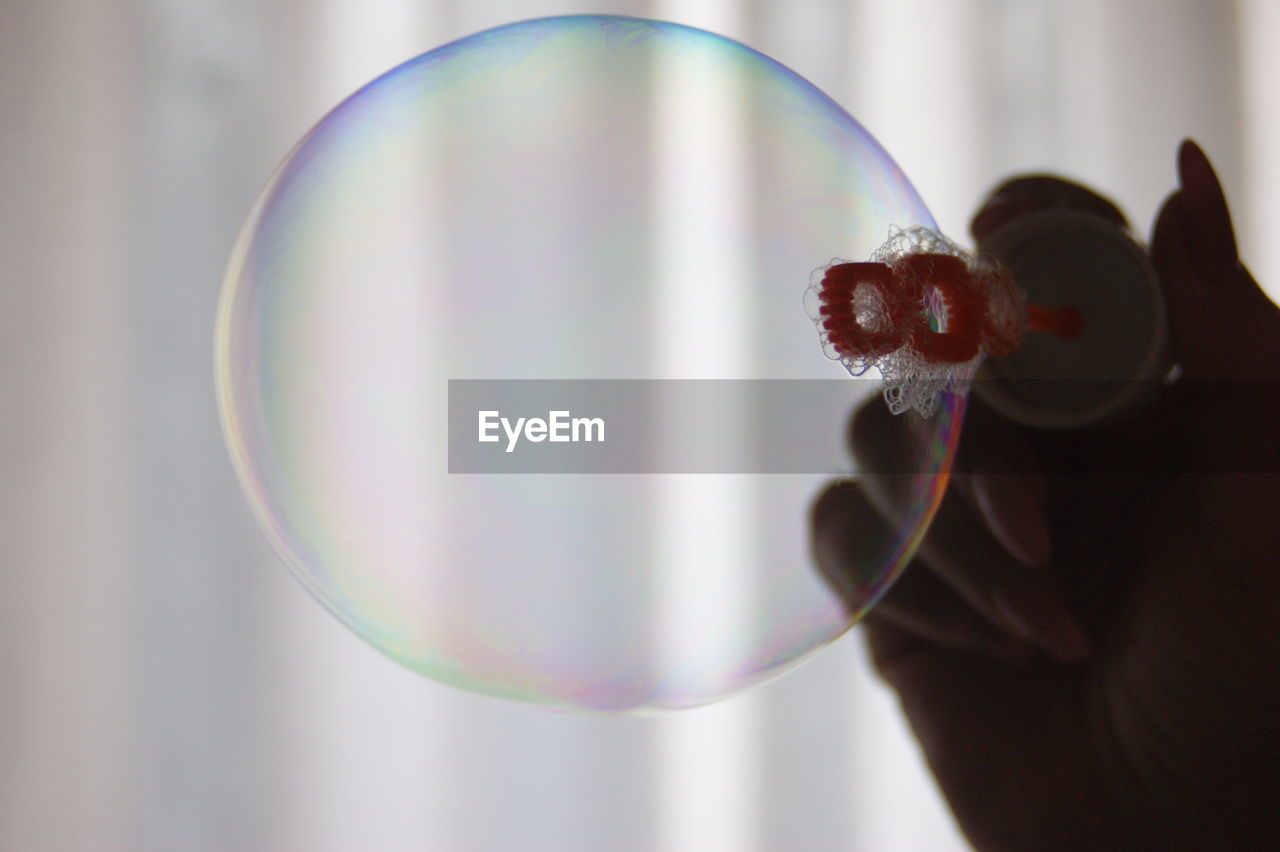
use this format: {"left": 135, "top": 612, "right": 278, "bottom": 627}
{"left": 974, "top": 208, "right": 1170, "bottom": 429}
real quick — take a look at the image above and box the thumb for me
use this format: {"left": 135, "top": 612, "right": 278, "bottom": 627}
{"left": 1151, "top": 140, "right": 1279, "bottom": 380}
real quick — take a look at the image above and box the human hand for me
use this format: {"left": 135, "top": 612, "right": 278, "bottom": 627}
{"left": 812, "top": 140, "right": 1280, "bottom": 850}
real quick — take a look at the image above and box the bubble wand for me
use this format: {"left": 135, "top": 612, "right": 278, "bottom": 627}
{"left": 809, "top": 214, "right": 1165, "bottom": 428}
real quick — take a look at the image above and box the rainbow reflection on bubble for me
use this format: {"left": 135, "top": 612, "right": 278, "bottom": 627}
{"left": 215, "top": 15, "right": 965, "bottom": 711}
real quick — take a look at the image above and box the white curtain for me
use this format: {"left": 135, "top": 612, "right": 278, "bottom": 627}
{"left": 2, "top": 1, "right": 1270, "bottom": 849}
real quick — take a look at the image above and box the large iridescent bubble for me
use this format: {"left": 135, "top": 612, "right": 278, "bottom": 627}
{"left": 215, "top": 15, "right": 964, "bottom": 711}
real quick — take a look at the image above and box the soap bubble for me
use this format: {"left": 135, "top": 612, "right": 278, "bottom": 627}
{"left": 215, "top": 15, "right": 964, "bottom": 711}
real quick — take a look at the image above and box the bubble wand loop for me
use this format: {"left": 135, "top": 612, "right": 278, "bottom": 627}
{"left": 808, "top": 226, "right": 1084, "bottom": 417}
{"left": 818, "top": 255, "right": 1082, "bottom": 360}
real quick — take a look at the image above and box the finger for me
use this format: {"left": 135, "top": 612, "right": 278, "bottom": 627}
{"left": 1151, "top": 190, "right": 1259, "bottom": 381}
{"left": 1152, "top": 190, "right": 1217, "bottom": 381}
{"left": 916, "top": 481, "right": 1089, "bottom": 663}
{"left": 1153, "top": 146, "right": 1279, "bottom": 382}
{"left": 970, "top": 175, "right": 1129, "bottom": 241}
{"left": 849, "top": 400, "right": 1091, "bottom": 662}
{"left": 1176, "top": 140, "right": 1279, "bottom": 327}
{"left": 869, "top": 558, "right": 1037, "bottom": 664}
{"left": 950, "top": 400, "right": 1051, "bottom": 568}
{"left": 863, "top": 616, "right": 982, "bottom": 692}
{"left": 861, "top": 617, "right": 1037, "bottom": 720}
{"left": 811, "top": 478, "right": 892, "bottom": 614}
{"left": 811, "top": 477, "right": 1035, "bottom": 662}
{"left": 1176, "top": 139, "right": 1239, "bottom": 279}
{"left": 967, "top": 474, "right": 1050, "bottom": 567}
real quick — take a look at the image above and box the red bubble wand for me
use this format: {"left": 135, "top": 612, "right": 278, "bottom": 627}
{"left": 808, "top": 226, "right": 1082, "bottom": 415}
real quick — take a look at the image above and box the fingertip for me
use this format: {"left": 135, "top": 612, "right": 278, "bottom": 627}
{"left": 970, "top": 195, "right": 1035, "bottom": 242}
{"left": 847, "top": 395, "right": 912, "bottom": 472}
{"left": 811, "top": 479, "right": 882, "bottom": 550}
{"left": 1177, "top": 138, "right": 1214, "bottom": 195}
{"left": 1176, "top": 137, "right": 1200, "bottom": 168}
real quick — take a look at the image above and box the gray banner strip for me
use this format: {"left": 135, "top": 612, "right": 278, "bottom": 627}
{"left": 449, "top": 379, "right": 863, "bottom": 474}
{"left": 447, "top": 379, "right": 1280, "bottom": 474}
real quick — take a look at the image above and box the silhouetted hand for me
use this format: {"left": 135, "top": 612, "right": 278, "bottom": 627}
{"left": 812, "top": 140, "right": 1280, "bottom": 850}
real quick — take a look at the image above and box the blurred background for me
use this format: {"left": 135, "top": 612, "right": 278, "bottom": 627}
{"left": 2, "top": 0, "right": 1275, "bottom": 849}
